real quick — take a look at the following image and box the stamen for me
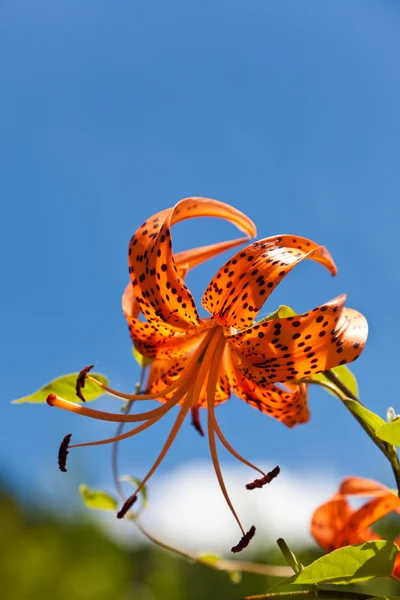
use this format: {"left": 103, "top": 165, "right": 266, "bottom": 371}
{"left": 116, "top": 329, "right": 224, "bottom": 519}
{"left": 46, "top": 377, "right": 193, "bottom": 424}
{"left": 69, "top": 382, "right": 191, "bottom": 449}
{"left": 85, "top": 330, "right": 213, "bottom": 402}
{"left": 117, "top": 388, "right": 194, "bottom": 518}
{"left": 117, "top": 494, "right": 137, "bottom": 519}
{"left": 58, "top": 433, "right": 72, "bottom": 472}
{"left": 246, "top": 466, "right": 280, "bottom": 490}
{"left": 231, "top": 525, "right": 256, "bottom": 553}
{"left": 206, "top": 333, "right": 247, "bottom": 537}
{"left": 76, "top": 365, "right": 94, "bottom": 402}
{"left": 191, "top": 406, "right": 205, "bottom": 437}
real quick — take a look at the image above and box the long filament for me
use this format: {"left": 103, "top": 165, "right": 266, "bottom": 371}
{"left": 86, "top": 329, "right": 213, "bottom": 402}
{"left": 207, "top": 334, "right": 246, "bottom": 536}
{"left": 47, "top": 331, "right": 215, "bottom": 424}
{"left": 121, "top": 387, "right": 195, "bottom": 506}
{"left": 122, "top": 327, "right": 225, "bottom": 505}
{"left": 70, "top": 380, "right": 192, "bottom": 449}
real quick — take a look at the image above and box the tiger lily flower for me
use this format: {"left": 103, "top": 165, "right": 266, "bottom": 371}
{"left": 47, "top": 197, "right": 368, "bottom": 551}
{"left": 311, "top": 476, "right": 400, "bottom": 579}
{"left": 122, "top": 229, "right": 257, "bottom": 435}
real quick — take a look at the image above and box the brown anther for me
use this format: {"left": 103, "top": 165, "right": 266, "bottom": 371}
{"left": 76, "top": 364, "right": 94, "bottom": 402}
{"left": 191, "top": 406, "right": 205, "bottom": 437}
{"left": 231, "top": 525, "right": 256, "bottom": 553}
{"left": 58, "top": 434, "right": 72, "bottom": 472}
{"left": 246, "top": 466, "right": 280, "bottom": 490}
{"left": 117, "top": 494, "right": 138, "bottom": 519}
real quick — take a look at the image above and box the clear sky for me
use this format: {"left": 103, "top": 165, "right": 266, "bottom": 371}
{"left": 1, "top": 0, "right": 400, "bottom": 542}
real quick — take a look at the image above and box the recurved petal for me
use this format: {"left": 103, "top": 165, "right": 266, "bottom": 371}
{"left": 227, "top": 350, "right": 309, "bottom": 427}
{"left": 202, "top": 235, "right": 336, "bottom": 329}
{"left": 335, "top": 494, "right": 400, "bottom": 547}
{"left": 311, "top": 496, "right": 354, "bottom": 551}
{"left": 129, "top": 198, "right": 256, "bottom": 329}
{"left": 174, "top": 237, "right": 251, "bottom": 278}
{"left": 123, "top": 237, "right": 249, "bottom": 323}
{"left": 123, "top": 281, "right": 198, "bottom": 359}
{"left": 339, "top": 476, "right": 391, "bottom": 498}
{"left": 227, "top": 295, "right": 367, "bottom": 383}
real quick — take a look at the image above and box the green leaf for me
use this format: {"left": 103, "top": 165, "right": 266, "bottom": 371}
{"left": 312, "top": 365, "right": 359, "bottom": 398}
{"left": 344, "top": 400, "right": 386, "bottom": 436}
{"left": 79, "top": 484, "right": 118, "bottom": 511}
{"left": 257, "top": 305, "right": 297, "bottom": 324}
{"left": 376, "top": 421, "right": 400, "bottom": 446}
{"left": 11, "top": 372, "right": 109, "bottom": 404}
{"left": 290, "top": 541, "right": 399, "bottom": 585}
{"left": 132, "top": 347, "right": 153, "bottom": 368}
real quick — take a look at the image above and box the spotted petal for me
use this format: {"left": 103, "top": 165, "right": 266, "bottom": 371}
{"left": 122, "top": 237, "right": 252, "bottom": 357}
{"left": 202, "top": 235, "right": 337, "bottom": 329}
{"left": 227, "top": 295, "right": 368, "bottom": 383}
{"left": 227, "top": 349, "right": 309, "bottom": 427}
{"left": 129, "top": 197, "right": 256, "bottom": 329}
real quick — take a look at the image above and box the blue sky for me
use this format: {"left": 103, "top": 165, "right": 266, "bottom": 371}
{"left": 1, "top": 0, "right": 400, "bottom": 525}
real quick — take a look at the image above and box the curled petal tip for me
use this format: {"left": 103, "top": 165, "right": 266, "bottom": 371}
{"left": 58, "top": 433, "right": 72, "bottom": 472}
{"left": 231, "top": 525, "right": 256, "bottom": 553}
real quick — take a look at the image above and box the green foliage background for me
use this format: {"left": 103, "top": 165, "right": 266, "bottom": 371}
{"left": 2, "top": 482, "right": 400, "bottom": 600}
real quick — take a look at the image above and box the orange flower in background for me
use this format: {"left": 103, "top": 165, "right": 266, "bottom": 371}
{"left": 47, "top": 197, "right": 368, "bottom": 551}
{"left": 311, "top": 476, "right": 400, "bottom": 579}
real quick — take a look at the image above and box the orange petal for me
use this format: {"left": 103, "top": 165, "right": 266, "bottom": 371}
{"left": 146, "top": 355, "right": 193, "bottom": 401}
{"left": 339, "top": 476, "right": 391, "bottom": 498}
{"left": 227, "top": 295, "right": 368, "bottom": 383}
{"left": 226, "top": 349, "right": 309, "bottom": 427}
{"left": 202, "top": 235, "right": 337, "bottom": 329}
{"left": 174, "top": 237, "right": 252, "bottom": 279}
{"left": 335, "top": 494, "right": 400, "bottom": 547}
{"left": 126, "top": 314, "right": 212, "bottom": 361}
{"left": 129, "top": 198, "right": 256, "bottom": 329}
{"left": 122, "top": 237, "right": 251, "bottom": 319}
{"left": 311, "top": 496, "right": 354, "bottom": 551}
{"left": 122, "top": 237, "right": 252, "bottom": 352}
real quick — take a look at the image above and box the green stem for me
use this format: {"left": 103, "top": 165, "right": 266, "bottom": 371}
{"left": 308, "top": 370, "right": 400, "bottom": 497}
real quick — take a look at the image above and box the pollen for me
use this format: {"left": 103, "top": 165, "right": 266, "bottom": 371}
{"left": 246, "top": 465, "right": 280, "bottom": 490}
{"left": 58, "top": 433, "right": 72, "bottom": 472}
